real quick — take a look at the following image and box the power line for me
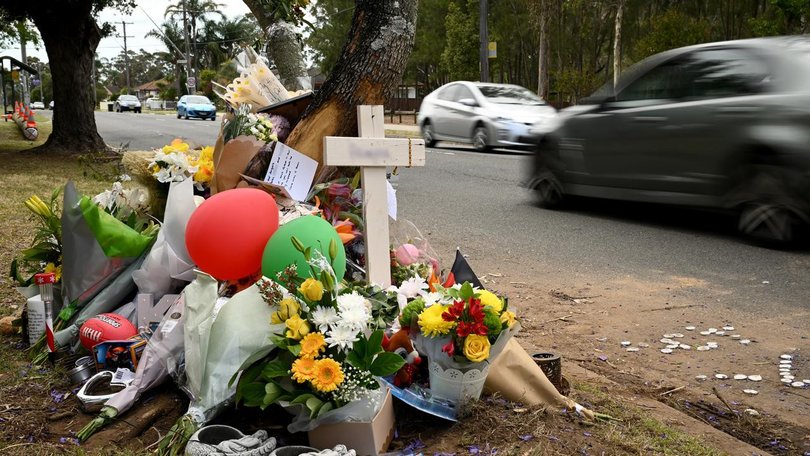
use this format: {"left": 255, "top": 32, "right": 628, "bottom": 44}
{"left": 118, "top": 21, "right": 134, "bottom": 88}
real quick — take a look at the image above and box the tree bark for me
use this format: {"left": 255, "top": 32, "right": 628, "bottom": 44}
{"left": 613, "top": 0, "right": 624, "bottom": 90}
{"left": 24, "top": 1, "right": 107, "bottom": 154}
{"left": 534, "top": 0, "right": 549, "bottom": 99}
{"left": 246, "top": 0, "right": 418, "bottom": 178}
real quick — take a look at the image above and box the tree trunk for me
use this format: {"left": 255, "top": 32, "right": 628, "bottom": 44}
{"left": 28, "top": 2, "right": 106, "bottom": 154}
{"left": 246, "top": 0, "right": 418, "bottom": 178}
{"left": 613, "top": 0, "right": 624, "bottom": 90}
{"left": 535, "top": 0, "right": 549, "bottom": 98}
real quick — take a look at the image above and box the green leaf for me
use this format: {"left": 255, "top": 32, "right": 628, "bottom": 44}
{"left": 288, "top": 344, "right": 301, "bottom": 357}
{"left": 291, "top": 393, "right": 316, "bottom": 405}
{"left": 350, "top": 336, "right": 368, "bottom": 368}
{"left": 367, "top": 330, "right": 384, "bottom": 358}
{"left": 317, "top": 401, "right": 334, "bottom": 417}
{"left": 460, "top": 282, "right": 475, "bottom": 300}
{"left": 230, "top": 344, "right": 277, "bottom": 387}
{"left": 240, "top": 382, "right": 267, "bottom": 408}
{"left": 369, "top": 352, "right": 406, "bottom": 377}
{"left": 263, "top": 382, "right": 284, "bottom": 407}
{"left": 260, "top": 358, "right": 292, "bottom": 380}
{"left": 235, "top": 361, "right": 264, "bottom": 402}
{"left": 306, "top": 397, "right": 324, "bottom": 418}
{"left": 269, "top": 334, "right": 289, "bottom": 350}
{"left": 346, "top": 350, "right": 363, "bottom": 369}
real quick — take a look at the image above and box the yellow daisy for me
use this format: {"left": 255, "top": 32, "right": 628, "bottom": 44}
{"left": 310, "top": 358, "right": 344, "bottom": 393}
{"left": 291, "top": 357, "right": 316, "bottom": 383}
{"left": 300, "top": 332, "right": 326, "bottom": 359}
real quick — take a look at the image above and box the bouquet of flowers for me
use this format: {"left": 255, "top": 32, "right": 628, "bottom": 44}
{"left": 148, "top": 139, "right": 214, "bottom": 191}
{"left": 234, "top": 239, "right": 404, "bottom": 432}
{"left": 222, "top": 105, "right": 278, "bottom": 144}
{"left": 10, "top": 188, "right": 62, "bottom": 286}
{"left": 92, "top": 176, "right": 152, "bottom": 233}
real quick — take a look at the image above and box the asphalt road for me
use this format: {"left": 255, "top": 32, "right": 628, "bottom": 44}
{"left": 88, "top": 110, "right": 809, "bottom": 323}
{"left": 94, "top": 110, "right": 221, "bottom": 150}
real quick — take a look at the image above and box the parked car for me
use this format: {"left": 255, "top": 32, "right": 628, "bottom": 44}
{"left": 177, "top": 95, "right": 216, "bottom": 121}
{"left": 418, "top": 82, "right": 557, "bottom": 151}
{"left": 114, "top": 95, "right": 141, "bottom": 113}
{"left": 48, "top": 100, "right": 54, "bottom": 110}
{"left": 528, "top": 36, "right": 810, "bottom": 245}
{"left": 30, "top": 101, "right": 45, "bottom": 110}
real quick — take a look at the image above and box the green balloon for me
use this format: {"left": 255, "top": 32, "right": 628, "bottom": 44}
{"left": 261, "top": 215, "right": 347, "bottom": 281}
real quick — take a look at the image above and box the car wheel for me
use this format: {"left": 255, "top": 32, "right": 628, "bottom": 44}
{"left": 472, "top": 126, "right": 491, "bottom": 152}
{"left": 184, "top": 113, "right": 189, "bottom": 120}
{"left": 422, "top": 122, "right": 437, "bottom": 147}
{"left": 735, "top": 166, "right": 804, "bottom": 246}
{"left": 177, "top": 112, "right": 181, "bottom": 119}
{"left": 533, "top": 169, "right": 564, "bottom": 209}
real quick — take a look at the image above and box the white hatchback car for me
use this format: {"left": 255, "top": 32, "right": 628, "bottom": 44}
{"left": 418, "top": 82, "right": 557, "bottom": 151}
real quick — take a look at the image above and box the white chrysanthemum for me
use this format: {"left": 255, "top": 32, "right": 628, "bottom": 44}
{"left": 398, "top": 277, "right": 428, "bottom": 298}
{"left": 339, "top": 305, "right": 370, "bottom": 333}
{"left": 325, "top": 324, "right": 359, "bottom": 352}
{"left": 422, "top": 291, "right": 444, "bottom": 307}
{"left": 337, "top": 291, "right": 371, "bottom": 313}
{"left": 311, "top": 306, "right": 339, "bottom": 332}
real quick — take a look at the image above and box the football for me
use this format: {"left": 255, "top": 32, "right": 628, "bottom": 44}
{"left": 79, "top": 313, "right": 137, "bottom": 350}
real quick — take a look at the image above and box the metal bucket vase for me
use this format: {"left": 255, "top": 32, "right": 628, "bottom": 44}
{"left": 428, "top": 360, "right": 489, "bottom": 406}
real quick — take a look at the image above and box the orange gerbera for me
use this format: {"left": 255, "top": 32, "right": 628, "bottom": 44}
{"left": 291, "top": 357, "right": 316, "bottom": 383}
{"left": 300, "top": 332, "right": 326, "bottom": 359}
{"left": 310, "top": 358, "right": 344, "bottom": 393}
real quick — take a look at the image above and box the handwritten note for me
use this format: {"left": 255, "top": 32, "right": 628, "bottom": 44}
{"left": 263, "top": 143, "right": 318, "bottom": 201}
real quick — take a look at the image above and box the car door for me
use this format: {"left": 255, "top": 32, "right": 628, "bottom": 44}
{"left": 431, "top": 84, "right": 459, "bottom": 138}
{"left": 178, "top": 96, "right": 186, "bottom": 115}
{"left": 596, "top": 48, "right": 770, "bottom": 194}
{"left": 444, "top": 84, "right": 480, "bottom": 139}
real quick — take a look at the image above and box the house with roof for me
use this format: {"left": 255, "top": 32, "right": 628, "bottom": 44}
{"left": 135, "top": 79, "right": 167, "bottom": 100}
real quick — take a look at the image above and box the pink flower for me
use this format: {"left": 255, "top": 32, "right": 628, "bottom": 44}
{"left": 395, "top": 243, "right": 420, "bottom": 266}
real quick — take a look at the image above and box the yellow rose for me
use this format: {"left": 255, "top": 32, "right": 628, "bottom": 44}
{"left": 285, "top": 314, "right": 310, "bottom": 340}
{"left": 271, "top": 297, "right": 301, "bottom": 324}
{"left": 299, "top": 278, "right": 324, "bottom": 302}
{"left": 463, "top": 334, "right": 491, "bottom": 363}
{"left": 499, "top": 310, "right": 517, "bottom": 328}
{"left": 478, "top": 290, "right": 504, "bottom": 313}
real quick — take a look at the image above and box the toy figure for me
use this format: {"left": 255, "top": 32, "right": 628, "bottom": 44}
{"left": 383, "top": 327, "right": 422, "bottom": 388}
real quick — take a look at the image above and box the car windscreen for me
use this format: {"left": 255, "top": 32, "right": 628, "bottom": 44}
{"left": 187, "top": 96, "right": 211, "bottom": 104}
{"left": 477, "top": 86, "right": 545, "bottom": 105}
{"left": 119, "top": 96, "right": 138, "bottom": 101}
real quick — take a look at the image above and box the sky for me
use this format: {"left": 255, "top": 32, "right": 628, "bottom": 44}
{"left": 0, "top": 0, "right": 253, "bottom": 63}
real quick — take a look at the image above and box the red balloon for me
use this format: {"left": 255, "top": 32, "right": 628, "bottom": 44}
{"left": 185, "top": 188, "right": 279, "bottom": 280}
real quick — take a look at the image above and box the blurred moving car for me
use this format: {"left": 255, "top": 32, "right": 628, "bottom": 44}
{"left": 177, "top": 95, "right": 216, "bottom": 121}
{"left": 418, "top": 82, "right": 557, "bottom": 151}
{"left": 114, "top": 95, "right": 141, "bottom": 113}
{"left": 528, "top": 37, "right": 810, "bottom": 245}
{"left": 30, "top": 101, "right": 45, "bottom": 110}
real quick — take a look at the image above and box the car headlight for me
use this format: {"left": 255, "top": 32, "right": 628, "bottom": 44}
{"left": 529, "top": 117, "right": 562, "bottom": 136}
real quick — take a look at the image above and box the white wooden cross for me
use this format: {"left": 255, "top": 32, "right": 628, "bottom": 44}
{"left": 323, "top": 105, "right": 426, "bottom": 288}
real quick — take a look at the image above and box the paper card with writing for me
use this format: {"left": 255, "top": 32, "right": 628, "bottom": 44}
{"left": 263, "top": 142, "right": 318, "bottom": 201}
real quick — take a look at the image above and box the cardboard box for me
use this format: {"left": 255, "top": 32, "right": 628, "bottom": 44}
{"left": 307, "top": 389, "right": 395, "bottom": 456}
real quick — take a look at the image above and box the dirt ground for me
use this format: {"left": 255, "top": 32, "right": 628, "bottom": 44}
{"left": 484, "top": 270, "right": 810, "bottom": 455}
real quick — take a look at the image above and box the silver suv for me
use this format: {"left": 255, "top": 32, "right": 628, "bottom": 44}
{"left": 529, "top": 37, "right": 810, "bottom": 245}
{"left": 418, "top": 82, "right": 557, "bottom": 151}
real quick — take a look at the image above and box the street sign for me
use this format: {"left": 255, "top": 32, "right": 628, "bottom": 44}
{"left": 186, "top": 77, "right": 196, "bottom": 88}
{"left": 177, "top": 59, "right": 187, "bottom": 64}
{"left": 32, "top": 79, "right": 40, "bottom": 87}
{"left": 488, "top": 42, "right": 497, "bottom": 59}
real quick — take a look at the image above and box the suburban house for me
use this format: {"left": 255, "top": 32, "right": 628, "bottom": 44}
{"left": 135, "top": 79, "right": 167, "bottom": 100}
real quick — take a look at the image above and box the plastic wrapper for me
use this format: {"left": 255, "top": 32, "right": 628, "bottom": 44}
{"left": 105, "top": 294, "right": 186, "bottom": 414}
{"left": 54, "top": 253, "right": 147, "bottom": 352}
{"left": 60, "top": 182, "right": 137, "bottom": 319}
{"left": 132, "top": 179, "right": 197, "bottom": 299}
{"left": 282, "top": 384, "right": 388, "bottom": 433}
{"left": 389, "top": 220, "right": 442, "bottom": 287}
{"left": 181, "top": 272, "right": 277, "bottom": 426}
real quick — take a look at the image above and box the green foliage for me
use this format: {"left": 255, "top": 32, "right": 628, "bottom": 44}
{"left": 630, "top": 9, "right": 711, "bottom": 61}
{"left": 441, "top": 0, "right": 479, "bottom": 81}
{"left": 305, "top": 0, "right": 355, "bottom": 75}
{"left": 399, "top": 297, "right": 425, "bottom": 327}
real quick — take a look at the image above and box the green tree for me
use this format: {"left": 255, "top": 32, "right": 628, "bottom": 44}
{"left": 441, "top": 0, "right": 478, "bottom": 81}
{"left": 305, "top": 0, "right": 355, "bottom": 76}
{"left": 0, "top": 0, "right": 137, "bottom": 153}
{"left": 406, "top": 0, "right": 450, "bottom": 92}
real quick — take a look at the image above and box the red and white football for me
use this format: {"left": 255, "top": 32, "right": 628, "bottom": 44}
{"left": 79, "top": 313, "right": 137, "bottom": 350}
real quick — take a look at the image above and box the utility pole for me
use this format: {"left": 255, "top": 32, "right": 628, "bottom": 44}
{"left": 479, "top": 0, "right": 489, "bottom": 82}
{"left": 20, "top": 29, "right": 29, "bottom": 106}
{"left": 181, "top": 0, "right": 195, "bottom": 94}
{"left": 119, "top": 21, "right": 134, "bottom": 91}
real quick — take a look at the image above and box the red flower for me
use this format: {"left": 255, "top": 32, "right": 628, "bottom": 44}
{"left": 442, "top": 340, "right": 455, "bottom": 357}
{"left": 456, "top": 321, "right": 473, "bottom": 338}
{"left": 467, "top": 298, "right": 484, "bottom": 323}
{"left": 442, "top": 300, "right": 465, "bottom": 322}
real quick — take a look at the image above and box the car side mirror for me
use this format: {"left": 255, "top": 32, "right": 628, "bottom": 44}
{"left": 458, "top": 98, "right": 478, "bottom": 107}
